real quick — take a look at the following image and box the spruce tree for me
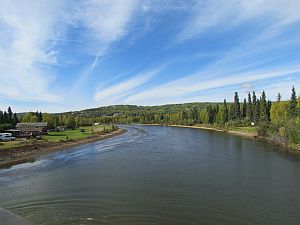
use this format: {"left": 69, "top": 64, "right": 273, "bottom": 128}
{"left": 38, "top": 111, "right": 43, "bottom": 122}
{"left": 247, "top": 93, "right": 253, "bottom": 123}
{"left": 289, "top": 86, "right": 298, "bottom": 118}
{"left": 276, "top": 92, "right": 281, "bottom": 102}
{"left": 7, "top": 107, "right": 13, "bottom": 124}
{"left": 260, "top": 91, "right": 268, "bottom": 124}
{"left": 233, "top": 92, "right": 241, "bottom": 122}
{"left": 3, "top": 111, "right": 8, "bottom": 124}
{"left": 242, "top": 98, "right": 247, "bottom": 120}
{"left": 0, "top": 110, "right": 3, "bottom": 124}
{"left": 207, "top": 105, "right": 213, "bottom": 124}
{"left": 267, "top": 100, "right": 272, "bottom": 122}
{"left": 12, "top": 113, "right": 19, "bottom": 126}
{"left": 252, "top": 91, "right": 260, "bottom": 125}
{"left": 223, "top": 99, "right": 229, "bottom": 124}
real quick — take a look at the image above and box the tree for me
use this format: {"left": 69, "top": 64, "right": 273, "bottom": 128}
{"left": 260, "top": 91, "right": 269, "bottom": 124}
{"left": 0, "top": 110, "right": 4, "bottom": 124}
{"left": 3, "top": 111, "right": 8, "bottom": 124}
{"left": 242, "top": 98, "right": 247, "bottom": 120}
{"left": 207, "top": 105, "right": 216, "bottom": 124}
{"left": 223, "top": 99, "right": 229, "bottom": 124}
{"left": 276, "top": 92, "right": 281, "bottom": 102}
{"left": 247, "top": 92, "right": 253, "bottom": 123}
{"left": 199, "top": 108, "right": 209, "bottom": 124}
{"left": 7, "top": 107, "right": 13, "bottom": 124}
{"left": 252, "top": 91, "right": 260, "bottom": 125}
{"left": 233, "top": 92, "right": 240, "bottom": 122}
{"left": 215, "top": 105, "right": 224, "bottom": 124}
{"left": 12, "top": 113, "right": 19, "bottom": 126}
{"left": 66, "top": 115, "right": 76, "bottom": 129}
{"left": 289, "top": 86, "right": 298, "bottom": 118}
{"left": 180, "top": 109, "right": 188, "bottom": 125}
{"left": 21, "top": 112, "right": 38, "bottom": 123}
{"left": 270, "top": 101, "right": 289, "bottom": 125}
{"left": 190, "top": 106, "right": 199, "bottom": 124}
{"left": 38, "top": 111, "right": 43, "bottom": 122}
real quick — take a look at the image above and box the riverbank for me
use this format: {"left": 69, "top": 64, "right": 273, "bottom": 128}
{"left": 140, "top": 124, "right": 300, "bottom": 156}
{"left": 0, "top": 128, "right": 127, "bottom": 168}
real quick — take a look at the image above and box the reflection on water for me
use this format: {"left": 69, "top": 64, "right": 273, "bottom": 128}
{"left": 0, "top": 125, "right": 300, "bottom": 225}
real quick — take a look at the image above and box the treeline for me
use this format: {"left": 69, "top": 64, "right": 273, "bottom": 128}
{"left": 0, "top": 107, "right": 19, "bottom": 131}
{"left": 13, "top": 86, "right": 300, "bottom": 147}
{"left": 19, "top": 112, "right": 96, "bottom": 130}
{"left": 92, "top": 91, "right": 275, "bottom": 126}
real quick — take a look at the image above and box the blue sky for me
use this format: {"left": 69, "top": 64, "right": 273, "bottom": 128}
{"left": 0, "top": 0, "right": 300, "bottom": 112}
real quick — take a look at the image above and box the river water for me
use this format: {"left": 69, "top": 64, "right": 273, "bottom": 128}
{"left": 0, "top": 125, "right": 300, "bottom": 225}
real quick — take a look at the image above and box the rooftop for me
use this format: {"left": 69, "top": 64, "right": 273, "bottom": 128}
{"left": 16, "top": 122, "right": 48, "bottom": 127}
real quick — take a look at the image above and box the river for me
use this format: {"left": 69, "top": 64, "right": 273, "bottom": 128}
{"left": 0, "top": 125, "right": 300, "bottom": 225}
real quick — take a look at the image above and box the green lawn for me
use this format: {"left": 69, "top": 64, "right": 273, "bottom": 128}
{"left": 42, "top": 125, "right": 113, "bottom": 142}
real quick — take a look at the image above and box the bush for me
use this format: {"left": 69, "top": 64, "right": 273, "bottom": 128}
{"left": 258, "top": 123, "right": 269, "bottom": 137}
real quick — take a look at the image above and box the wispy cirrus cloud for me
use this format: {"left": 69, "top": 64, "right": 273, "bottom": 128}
{"left": 94, "top": 68, "right": 161, "bottom": 105}
{"left": 69, "top": 0, "right": 141, "bottom": 92}
{"left": 176, "top": 0, "right": 300, "bottom": 43}
{"left": 0, "top": 0, "right": 67, "bottom": 102}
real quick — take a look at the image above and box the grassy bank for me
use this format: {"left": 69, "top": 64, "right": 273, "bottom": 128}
{"left": 0, "top": 125, "right": 126, "bottom": 167}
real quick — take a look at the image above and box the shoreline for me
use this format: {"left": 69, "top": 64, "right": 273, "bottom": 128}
{"left": 138, "top": 124, "right": 300, "bottom": 156}
{"left": 0, "top": 128, "right": 127, "bottom": 168}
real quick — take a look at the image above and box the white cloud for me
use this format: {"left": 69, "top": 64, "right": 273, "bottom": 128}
{"left": 0, "top": 0, "right": 67, "bottom": 102}
{"left": 69, "top": 0, "right": 141, "bottom": 92}
{"left": 177, "top": 0, "right": 300, "bottom": 42}
{"left": 94, "top": 68, "right": 160, "bottom": 104}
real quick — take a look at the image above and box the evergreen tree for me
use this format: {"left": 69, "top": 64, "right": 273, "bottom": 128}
{"left": 256, "top": 98, "right": 260, "bottom": 123}
{"left": 276, "top": 92, "right": 281, "bottom": 102}
{"left": 12, "top": 113, "right": 19, "bottom": 126}
{"left": 223, "top": 99, "right": 229, "bottom": 124}
{"left": 207, "top": 105, "right": 216, "bottom": 124}
{"left": 289, "top": 86, "right": 298, "bottom": 118}
{"left": 3, "top": 111, "right": 8, "bottom": 124}
{"left": 233, "top": 92, "right": 241, "bottom": 122}
{"left": 7, "top": 107, "right": 13, "bottom": 124}
{"left": 242, "top": 98, "right": 247, "bottom": 120}
{"left": 267, "top": 100, "right": 272, "bottom": 122}
{"left": 190, "top": 106, "right": 199, "bottom": 124}
{"left": 252, "top": 91, "right": 260, "bottom": 125}
{"left": 0, "top": 110, "right": 3, "bottom": 124}
{"left": 38, "top": 111, "right": 43, "bottom": 122}
{"left": 247, "top": 92, "right": 253, "bottom": 123}
{"left": 229, "top": 104, "right": 235, "bottom": 122}
{"left": 260, "top": 91, "right": 268, "bottom": 124}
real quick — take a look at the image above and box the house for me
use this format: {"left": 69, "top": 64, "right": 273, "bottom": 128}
{"left": 16, "top": 122, "right": 48, "bottom": 135}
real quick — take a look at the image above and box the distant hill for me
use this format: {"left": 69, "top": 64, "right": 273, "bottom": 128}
{"left": 59, "top": 102, "right": 221, "bottom": 118}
